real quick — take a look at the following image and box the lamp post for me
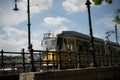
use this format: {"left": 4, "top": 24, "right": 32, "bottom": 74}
{"left": 27, "top": 0, "right": 31, "bottom": 47}
{"left": 13, "top": 0, "right": 31, "bottom": 48}
{"left": 85, "top": 0, "right": 97, "bottom": 67}
{"left": 114, "top": 9, "right": 120, "bottom": 44}
{"left": 13, "top": 0, "right": 35, "bottom": 71}
{"left": 115, "top": 24, "right": 118, "bottom": 44}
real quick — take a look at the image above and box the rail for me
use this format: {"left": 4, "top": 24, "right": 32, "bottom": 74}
{"left": 0, "top": 47, "right": 120, "bottom": 76}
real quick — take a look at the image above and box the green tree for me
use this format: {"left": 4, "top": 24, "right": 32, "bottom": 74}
{"left": 92, "top": 0, "right": 112, "bottom": 5}
{"left": 113, "top": 9, "right": 120, "bottom": 24}
{"left": 92, "top": 0, "right": 119, "bottom": 43}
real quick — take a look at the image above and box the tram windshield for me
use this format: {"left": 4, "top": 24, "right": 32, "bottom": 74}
{"left": 42, "top": 38, "right": 56, "bottom": 50}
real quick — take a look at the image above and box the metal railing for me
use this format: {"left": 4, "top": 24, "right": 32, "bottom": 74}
{"left": 0, "top": 47, "right": 120, "bottom": 75}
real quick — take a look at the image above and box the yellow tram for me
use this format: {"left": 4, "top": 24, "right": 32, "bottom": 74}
{"left": 41, "top": 31, "right": 120, "bottom": 69}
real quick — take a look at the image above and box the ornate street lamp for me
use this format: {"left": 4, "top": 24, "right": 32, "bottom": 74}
{"left": 85, "top": 0, "right": 97, "bottom": 67}
{"left": 13, "top": 0, "right": 19, "bottom": 11}
{"left": 13, "top": 0, "right": 31, "bottom": 48}
{"left": 13, "top": 0, "right": 35, "bottom": 71}
{"left": 105, "top": 31, "right": 114, "bottom": 41}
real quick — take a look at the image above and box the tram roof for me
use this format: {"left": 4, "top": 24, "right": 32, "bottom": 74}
{"left": 60, "top": 31, "right": 89, "bottom": 39}
{"left": 94, "top": 37, "right": 104, "bottom": 43}
{"left": 59, "top": 31, "right": 104, "bottom": 43}
{"left": 105, "top": 40, "right": 119, "bottom": 46}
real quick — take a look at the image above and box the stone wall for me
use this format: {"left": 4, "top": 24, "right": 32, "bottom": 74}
{"left": 20, "top": 66, "right": 120, "bottom": 80}
{"left": 0, "top": 75, "right": 19, "bottom": 80}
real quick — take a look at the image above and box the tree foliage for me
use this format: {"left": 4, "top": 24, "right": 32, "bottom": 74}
{"left": 113, "top": 9, "right": 120, "bottom": 24}
{"left": 92, "top": 0, "right": 112, "bottom": 5}
{"left": 92, "top": 0, "right": 120, "bottom": 24}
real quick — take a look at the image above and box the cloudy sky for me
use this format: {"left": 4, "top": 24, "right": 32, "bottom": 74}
{"left": 0, "top": 0, "right": 120, "bottom": 52}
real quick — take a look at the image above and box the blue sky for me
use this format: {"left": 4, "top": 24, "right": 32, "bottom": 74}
{"left": 0, "top": 0, "right": 120, "bottom": 51}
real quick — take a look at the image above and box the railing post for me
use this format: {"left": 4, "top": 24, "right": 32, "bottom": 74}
{"left": 118, "top": 51, "right": 120, "bottom": 65}
{"left": 52, "top": 53, "right": 55, "bottom": 70}
{"left": 110, "top": 54, "right": 112, "bottom": 66}
{"left": 77, "top": 48, "right": 81, "bottom": 68}
{"left": 46, "top": 49, "right": 49, "bottom": 70}
{"left": 116, "top": 50, "right": 118, "bottom": 66}
{"left": 39, "top": 52, "right": 42, "bottom": 71}
{"left": 74, "top": 52, "right": 77, "bottom": 69}
{"left": 58, "top": 46, "right": 62, "bottom": 70}
{"left": 102, "top": 52, "right": 104, "bottom": 66}
{"left": 107, "top": 55, "right": 109, "bottom": 66}
{"left": 11, "top": 62, "right": 15, "bottom": 75}
{"left": 29, "top": 44, "right": 35, "bottom": 72}
{"left": 22, "top": 48, "right": 25, "bottom": 72}
{"left": 68, "top": 50, "right": 72, "bottom": 68}
{"left": 1, "top": 49, "right": 4, "bottom": 70}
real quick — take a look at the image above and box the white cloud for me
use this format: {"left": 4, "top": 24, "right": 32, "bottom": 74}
{"left": 62, "top": 0, "right": 86, "bottom": 13}
{"left": 0, "top": 26, "right": 43, "bottom": 51}
{"left": 32, "top": 31, "right": 43, "bottom": 38}
{"left": 62, "top": 0, "right": 96, "bottom": 13}
{"left": 0, "top": 36, "right": 28, "bottom": 51}
{"left": 0, "top": 26, "right": 28, "bottom": 51}
{"left": 0, "top": 3, "right": 27, "bottom": 26}
{"left": 21, "top": 0, "right": 53, "bottom": 14}
{"left": 55, "top": 25, "right": 70, "bottom": 34}
{"left": 93, "top": 15, "right": 120, "bottom": 42}
{"left": 44, "top": 17, "right": 69, "bottom": 26}
{"left": 32, "top": 39, "right": 42, "bottom": 50}
{"left": 0, "top": 0, "right": 53, "bottom": 26}
{"left": 3, "top": 26, "right": 27, "bottom": 40}
{"left": 94, "top": 15, "right": 115, "bottom": 29}
{"left": 0, "top": 34, "right": 5, "bottom": 39}
{"left": 0, "top": 0, "right": 53, "bottom": 51}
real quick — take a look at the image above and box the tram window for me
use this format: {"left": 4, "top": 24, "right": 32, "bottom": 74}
{"left": 98, "top": 45, "right": 100, "bottom": 53}
{"left": 63, "top": 38, "right": 75, "bottom": 51}
{"left": 67, "top": 44, "right": 74, "bottom": 51}
{"left": 57, "top": 37, "right": 63, "bottom": 49}
{"left": 108, "top": 46, "right": 111, "bottom": 54}
{"left": 111, "top": 47, "right": 115, "bottom": 55}
{"left": 63, "top": 38, "right": 68, "bottom": 51}
{"left": 66, "top": 39, "right": 75, "bottom": 51}
{"left": 83, "top": 41, "right": 89, "bottom": 52}
{"left": 111, "top": 47, "right": 114, "bottom": 55}
{"left": 94, "top": 43, "right": 101, "bottom": 54}
{"left": 113, "top": 47, "right": 116, "bottom": 56}
{"left": 52, "top": 39, "right": 56, "bottom": 45}
{"left": 112, "top": 47, "right": 115, "bottom": 55}
{"left": 42, "top": 39, "right": 56, "bottom": 50}
{"left": 101, "top": 45, "right": 105, "bottom": 55}
{"left": 94, "top": 44, "right": 97, "bottom": 53}
{"left": 108, "top": 46, "right": 113, "bottom": 55}
{"left": 76, "top": 39, "right": 83, "bottom": 52}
